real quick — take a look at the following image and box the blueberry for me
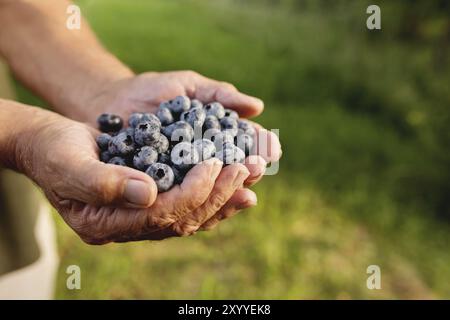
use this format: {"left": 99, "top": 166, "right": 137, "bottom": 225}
{"left": 133, "top": 146, "right": 158, "bottom": 171}
{"left": 203, "top": 115, "right": 220, "bottom": 131}
{"left": 163, "top": 121, "right": 194, "bottom": 144}
{"left": 235, "top": 133, "right": 254, "bottom": 155}
{"left": 170, "top": 142, "right": 200, "bottom": 171}
{"left": 170, "top": 95, "right": 191, "bottom": 113}
{"left": 145, "top": 163, "right": 175, "bottom": 192}
{"left": 100, "top": 150, "right": 112, "bottom": 163}
{"left": 210, "top": 130, "right": 234, "bottom": 150}
{"left": 180, "top": 107, "right": 206, "bottom": 129}
{"left": 96, "top": 133, "right": 111, "bottom": 150}
{"left": 108, "top": 156, "right": 127, "bottom": 166}
{"left": 119, "top": 127, "right": 135, "bottom": 137}
{"left": 238, "top": 120, "right": 256, "bottom": 137}
{"left": 140, "top": 113, "right": 161, "bottom": 128}
{"left": 108, "top": 131, "right": 135, "bottom": 155}
{"left": 134, "top": 121, "right": 161, "bottom": 146}
{"left": 97, "top": 113, "right": 123, "bottom": 133}
{"left": 190, "top": 99, "right": 203, "bottom": 109}
{"left": 172, "top": 166, "right": 186, "bottom": 185}
{"left": 215, "top": 144, "right": 245, "bottom": 165}
{"left": 158, "top": 152, "right": 172, "bottom": 165}
{"left": 204, "top": 102, "right": 225, "bottom": 119}
{"left": 224, "top": 109, "right": 239, "bottom": 119}
{"left": 154, "top": 134, "right": 169, "bottom": 154}
{"left": 159, "top": 101, "right": 171, "bottom": 110}
{"left": 203, "top": 128, "right": 221, "bottom": 142}
{"left": 220, "top": 116, "right": 239, "bottom": 136}
{"left": 157, "top": 106, "right": 174, "bottom": 126}
{"left": 193, "top": 139, "right": 216, "bottom": 161}
{"left": 128, "top": 113, "right": 145, "bottom": 128}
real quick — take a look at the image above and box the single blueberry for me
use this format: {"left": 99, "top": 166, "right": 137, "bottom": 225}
{"left": 163, "top": 121, "right": 194, "bottom": 144}
{"left": 100, "top": 150, "right": 112, "bottom": 163}
{"left": 158, "top": 152, "right": 172, "bottom": 166}
{"left": 193, "top": 139, "right": 216, "bottom": 161}
{"left": 170, "top": 142, "right": 200, "bottom": 171}
{"left": 133, "top": 146, "right": 158, "bottom": 171}
{"left": 140, "top": 113, "right": 162, "bottom": 128}
{"left": 96, "top": 133, "right": 111, "bottom": 150}
{"left": 128, "top": 113, "right": 145, "bottom": 128}
{"left": 159, "top": 101, "right": 171, "bottom": 110}
{"left": 108, "top": 156, "right": 127, "bottom": 166}
{"left": 210, "top": 130, "right": 234, "bottom": 151}
{"left": 172, "top": 166, "right": 186, "bottom": 185}
{"left": 108, "top": 131, "right": 135, "bottom": 155}
{"left": 170, "top": 95, "right": 191, "bottom": 113}
{"left": 235, "top": 133, "right": 254, "bottom": 155}
{"left": 146, "top": 163, "right": 175, "bottom": 192}
{"left": 220, "top": 116, "right": 239, "bottom": 136}
{"left": 190, "top": 99, "right": 203, "bottom": 109}
{"left": 180, "top": 107, "right": 206, "bottom": 129}
{"left": 203, "top": 115, "right": 221, "bottom": 131}
{"left": 97, "top": 113, "right": 123, "bottom": 133}
{"left": 154, "top": 134, "right": 169, "bottom": 154}
{"left": 215, "top": 144, "right": 245, "bottom": 165}
{"left": 204, "top": 102, "right": 225, "bottom": 119}
{"left": 224, "top": 109, "right": 239, "bottom": 120}
{"left": 238, "top": 120, "right": 256, "bottom": 137}
{"left": 157, "top": 106, "right": 174, "bottom": 126}
{"left": 134, "top": 121, "right": 161, "bottom": 146}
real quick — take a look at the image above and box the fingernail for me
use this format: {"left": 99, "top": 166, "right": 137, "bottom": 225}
{"left": 124, "top": 179, "right": 151, "bottom": 206}
{"left": 233, "top": 168, "right": 250, "bottom": 188}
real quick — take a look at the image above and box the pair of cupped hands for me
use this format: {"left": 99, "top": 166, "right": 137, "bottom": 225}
{"left": 20, "top": 71, "right": 281, "bottom": 244}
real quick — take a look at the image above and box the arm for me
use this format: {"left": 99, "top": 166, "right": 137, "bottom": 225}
{"left": 0, "top": 0, "right": 133, "bottom": 121}
{"left": 0, "top": 98, "right": 253, "bottom": 243}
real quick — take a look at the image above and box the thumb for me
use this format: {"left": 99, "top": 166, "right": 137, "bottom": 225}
{"left": 68, "top": 158, "right": 158, "bottom": 208}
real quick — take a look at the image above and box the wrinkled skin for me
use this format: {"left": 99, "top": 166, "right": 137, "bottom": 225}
{"left": 20, "top": 71, "right": 282, "bottom": 244}
{"left": 84, "top": 71, "right": 282, "bottom": 232}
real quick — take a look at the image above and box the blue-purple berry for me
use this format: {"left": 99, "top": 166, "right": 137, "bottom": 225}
{"left": 96, "top": 133, "right": 111, "bottom": 150}
{"left": 180, "top": 107, "right": 206, "bottom": 129}
{"left": 108, "top": 156, "right": 127, "bottom": 166}
{"left": 108, "top": 131, "right": 135, "bottom": 155}
{"left": 97, "top": 113, "right": 123, "bottom": 133}
{"left": 220, "top": 116, "right": 239, "bottom": 136}
{"left": 134, "top": 121, "right": 161, "bottom": 146}
{"left": 193, "top": 139, "right": 216, "bottom": 161}
{"left": 204, "top": 102, "right": 225, "bottom": 119}
{"left": 170, "top": 95, "right": 191, "bottom": 113}
{"left": 157, "top": 106, "right": 174, "bottom": 126}
{"left": 170, "top": 142, "right": 200, "bottom": 171}
{"left": 145, "top": 163, "right": 175, "bottom": 192}
{"left": 133, "top": 146, "right": 158, "bottom": 171}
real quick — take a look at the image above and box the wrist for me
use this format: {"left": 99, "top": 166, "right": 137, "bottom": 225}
{"left": 54, "top": 60, "right": 135, "bottom": 123}
{"left": 0, "top": 100, "right": 57, "bottom": 175}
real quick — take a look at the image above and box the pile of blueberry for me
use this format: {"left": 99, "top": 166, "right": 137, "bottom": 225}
{"left": 96, "top": 96, "right": 256, "bottom": 193}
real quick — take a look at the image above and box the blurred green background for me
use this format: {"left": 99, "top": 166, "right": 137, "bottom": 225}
{"left": 16, "top": 0, "right": 450, "bottom": 299}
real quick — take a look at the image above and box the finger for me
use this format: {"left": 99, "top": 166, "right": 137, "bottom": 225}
{"left": 195, "top": 79, "right": 264, "bottom": 118}
{"left": 171, "top": 163, "right": 250, "bottom": 236}
{"left": 144, "top": 158, "right": 223, "bottom": 230}
{"left": 57, "top": 154, "right": 158, "bottom": 209}
{"left": 248, "top": 121, "right": 282, "bottom": 163}
{"left": 243, "top": 155, "right": 267, "bottom": 187}
{"left": 199, "top": 188, "right": 257, "bottom": 231}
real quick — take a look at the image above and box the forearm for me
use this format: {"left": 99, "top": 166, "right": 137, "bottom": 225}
{"left": 0, "top": 99, "right": 41, "bottom": 171}
{"left": 0, "top": 0, "right": 134, "bottom": 121}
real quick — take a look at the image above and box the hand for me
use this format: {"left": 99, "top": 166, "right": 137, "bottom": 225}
{"left": 85, "top": 71, "right": 282, "bottom": 230}
{"left": 14, "top": 105, "right": 252, "bottom": 244}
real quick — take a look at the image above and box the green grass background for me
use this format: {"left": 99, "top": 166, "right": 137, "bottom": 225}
{"left": 15, "top": 0, "right": 450, "bottom": 299}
